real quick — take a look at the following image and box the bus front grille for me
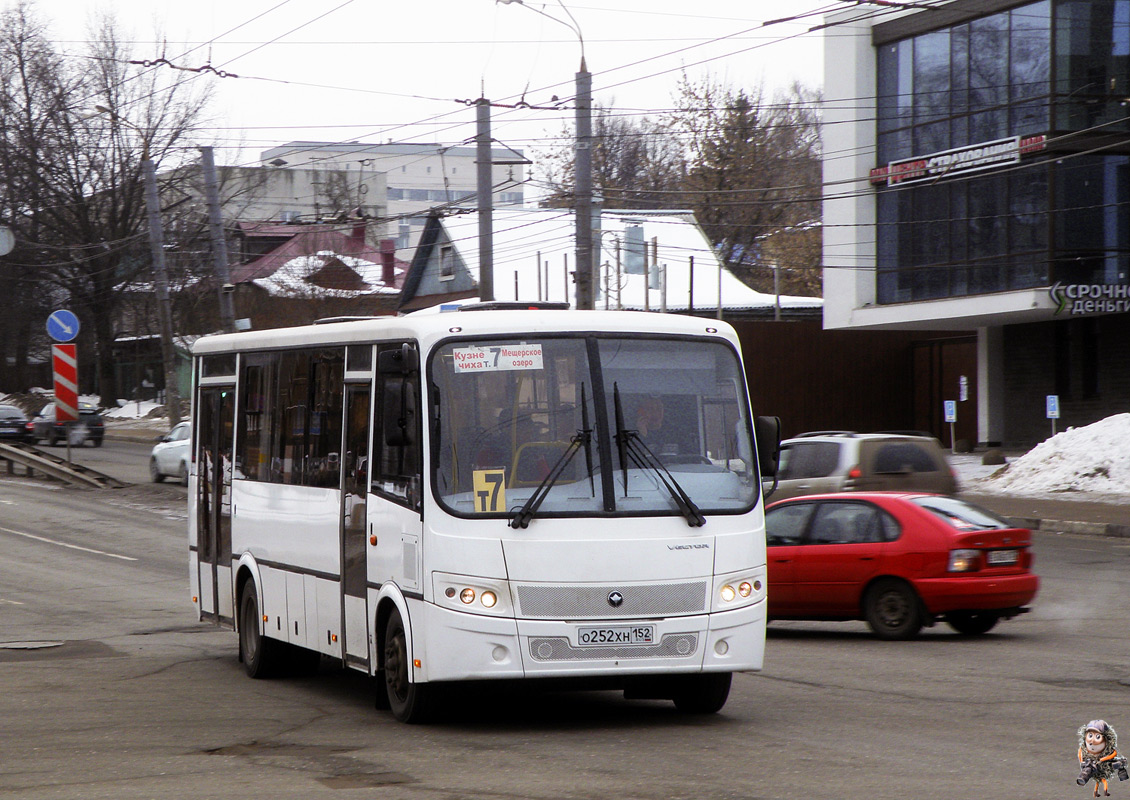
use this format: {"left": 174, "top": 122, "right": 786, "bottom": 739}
{"left": 528, "top": 634, "right": 699, "bottom": 661}
{"left": 514, "top": 581, "right": 707, "bottom": 619}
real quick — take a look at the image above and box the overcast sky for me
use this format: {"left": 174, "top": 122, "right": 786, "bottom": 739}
{"left": 25, "top": 0, "right": 830, "bottom": 172}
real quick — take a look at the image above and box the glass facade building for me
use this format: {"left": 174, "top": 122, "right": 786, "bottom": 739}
{"left": 874, "top": 0, "right": 1130, "bottom": 304}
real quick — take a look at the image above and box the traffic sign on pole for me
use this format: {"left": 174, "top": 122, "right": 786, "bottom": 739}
{"left": 52, "top": 344, "right": 79, "bottom": 423}
{"left": 47, "top": 309, "right": 80, "bottom": 343}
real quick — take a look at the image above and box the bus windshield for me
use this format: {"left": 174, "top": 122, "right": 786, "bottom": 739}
{"left": 430, "top": 335, "right": 757, "bottom": 521}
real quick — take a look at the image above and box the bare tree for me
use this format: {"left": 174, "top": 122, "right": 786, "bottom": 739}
{"left": 0, "top": 1, "right": 213, "bottom": 399}
{"left": 536, "top": 76, "right": 823, "bottom": 297}
{"left": 539, "top": 103, "right": 684, "bottom": 210}
{"left": 672, "top": 76, "right": 822, "bottom": 295}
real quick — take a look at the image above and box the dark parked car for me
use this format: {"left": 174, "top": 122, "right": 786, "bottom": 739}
{"left": 0, "top": 403, "right": 32, "bottom": 443}
{"left": 765, "top": 492, "right": 1038, "bottom": 639}
{"left": 27, "top": 402, "right": 105, "bottom": 447}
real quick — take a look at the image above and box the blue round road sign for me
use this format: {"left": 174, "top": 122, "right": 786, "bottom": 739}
{"left": 47, "top": 309, "right": 80, "bottom": 343}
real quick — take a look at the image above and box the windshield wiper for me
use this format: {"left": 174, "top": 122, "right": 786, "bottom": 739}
{"left": 612, "top": 383, "right": 706, "bottom": 527}
{"left": 509, "top": 395, "right": 593, "bottom": 529}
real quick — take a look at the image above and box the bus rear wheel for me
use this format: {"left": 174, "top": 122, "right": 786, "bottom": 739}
{"left": 383, "top": 609, "right": 432, "bottom": 723}
{"left": 239, "top": 585, "right": 282, "bottom": 678}
{"left": 671, "top": 672, "right": 732, "bottom": 714}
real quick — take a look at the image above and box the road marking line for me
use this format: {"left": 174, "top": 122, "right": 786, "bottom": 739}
{"left": 0, "top": 526, "right": 138, "bottom": 561}
{"left": 0, "top": 599, "right": 25, "bottom": 605}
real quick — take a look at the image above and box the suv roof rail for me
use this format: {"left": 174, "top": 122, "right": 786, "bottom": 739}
{"left": 792, "top": 430, "right": 857, "bottom": 438}
{"left": 874, "top": 430, "right": 935, "bottom": 438}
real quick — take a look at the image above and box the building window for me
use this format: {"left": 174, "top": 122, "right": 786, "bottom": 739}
{"left": 871, "top": 0, "right": 1130, "bottom": 303}
{"left": 1055, "top": 1, "right": 1130, "bottom": 131}
{"left": 876, "top": 166, "right": 1050, "bottom": 303}
{"left": 876, "top": 1, "right": 1052, "bottom": 165}
{"left": 439, "top": 245, "right": 455, "bottom": 281}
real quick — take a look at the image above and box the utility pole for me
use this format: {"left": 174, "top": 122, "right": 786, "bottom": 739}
{"left": 199, "top": 146, "right": 236, "bottom": 332}
{"left": 476, "top": 98, "right": 495, "bottom": 302}
{"left": 141, "top": 158, "right": 182, "bottom": 426}
{"left": 497, "top": 0, "right": 590, "bottom": 308}
{"left": 574, "top": 61, "right": 594, "bottom": 309}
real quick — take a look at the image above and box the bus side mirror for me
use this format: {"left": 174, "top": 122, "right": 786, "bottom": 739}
{"left": 383, "top": 379, "right": 417, "bottom": 447}
{"left": 377, "top": 344, "right": 418, "bottom": 375}
{"left": 754, "top": 416, "right": 781, "bottom": 478}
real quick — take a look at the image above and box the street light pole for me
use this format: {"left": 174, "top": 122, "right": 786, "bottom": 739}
{"left": 497, "top": 0, "right": 593, "bottom": 309}
{"left": 199, "top": 145, "right": 237, "bottom": 332}
{"left": 96, "top": 105, "right": 182, "bottom": 426}
{"left": 140, "top": 156, "right": 183, "bottom": 427}
{"left": 574, "top": 60, "right": 593, "bottom": 310}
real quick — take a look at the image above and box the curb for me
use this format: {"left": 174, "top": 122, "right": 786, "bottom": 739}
{"left": 1007, "top": 516, "right": 1130, "bottom": 539}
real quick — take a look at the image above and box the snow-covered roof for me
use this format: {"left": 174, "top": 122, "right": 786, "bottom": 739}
{"left": 425, "top": 208, "right": 821, "bottom": 312}
{"left": 230, "top": 224, "right": 406, "bottom": 299}
{"left": 250, "top": 250, "right": 401, "bottom": 298}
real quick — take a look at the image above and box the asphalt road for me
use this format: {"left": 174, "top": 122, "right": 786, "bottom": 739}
{"left": 38, "top": 434, "right": 174, "bottom": 488}
{"left": 0, "top": 457, "right": 1127, "bottom": 799}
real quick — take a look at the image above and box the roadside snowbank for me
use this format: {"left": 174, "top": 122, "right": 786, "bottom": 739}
{"left": 103, "top": 400, "right": 164, "bottom": 420}
{"left": 975, "top": 414, "right": 1130, "bottom": 496}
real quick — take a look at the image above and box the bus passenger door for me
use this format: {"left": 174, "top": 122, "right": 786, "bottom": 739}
{"left": 370, "top": 343, "right": 423, "bottom": 601}
{"left": 341, "top": 385, "right": 370, "bottom": 669}
{"left": 196, "top": 385, "right": 235, "bottom": 625}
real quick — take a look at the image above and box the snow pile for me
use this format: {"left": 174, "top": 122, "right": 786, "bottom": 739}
{"left": 103, "top": 400, "right": 164, "bottom": 420}
{"left": 978, "top": 414, "right": 1130, "bottom": 495}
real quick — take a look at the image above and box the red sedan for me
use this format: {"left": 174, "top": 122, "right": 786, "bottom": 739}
{"left": 764, "top": 492, "right": 1039, "bottom": 639}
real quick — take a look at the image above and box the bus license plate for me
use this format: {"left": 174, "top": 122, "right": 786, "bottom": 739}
{"left": 577, "top": 625, "right": 655, "bottom": 647}
{"left": 987, "top": 549, "right": 1018, "bottom": 565}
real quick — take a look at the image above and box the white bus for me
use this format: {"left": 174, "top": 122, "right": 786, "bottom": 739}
{"left": 189, "top": 306, "right": 780, "bottom": 722}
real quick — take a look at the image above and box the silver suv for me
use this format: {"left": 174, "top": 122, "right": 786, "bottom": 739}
{"left": 770, "top": 432, "right": 957, "bottom": 501}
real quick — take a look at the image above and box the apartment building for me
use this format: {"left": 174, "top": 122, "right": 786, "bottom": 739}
{"left": 259, "top": 141, "right": 526, "bottom": 256}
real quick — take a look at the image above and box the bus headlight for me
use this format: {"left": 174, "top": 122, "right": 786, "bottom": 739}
{"left": 713, "top": 569, "right": 766, "bottom": 611}
{"left": 433, "top": 572, "right": 513, "bottom": 617}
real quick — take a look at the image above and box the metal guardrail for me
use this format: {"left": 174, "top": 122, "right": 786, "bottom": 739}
{"left": 0, "top": 442, "right": 127, "bottom": 489}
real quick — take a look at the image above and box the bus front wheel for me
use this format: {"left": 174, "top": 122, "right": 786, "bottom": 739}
{"left": 239, "top": 585, "right": 282, "bottom": 678}
{"left": 383, "top": 609, "right": 432, "bottom": 723}
{"left": 671, "top": 672, "right": 732, "bottom": 714}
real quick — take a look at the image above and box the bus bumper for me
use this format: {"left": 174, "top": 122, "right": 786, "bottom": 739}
{"left": 413, "top": 599, "right": 765, "bottom": 683}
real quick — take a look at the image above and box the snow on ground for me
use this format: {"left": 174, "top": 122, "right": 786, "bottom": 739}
{"left": 961, "top": 414, "right": 1130, "bottom": 497}
{"left": 103, "top": 400, "right": 164, "bottom": 419}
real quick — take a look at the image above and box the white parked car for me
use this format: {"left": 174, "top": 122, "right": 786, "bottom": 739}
{"left": 150, "top": 422, "right": 191, "bottom": 485}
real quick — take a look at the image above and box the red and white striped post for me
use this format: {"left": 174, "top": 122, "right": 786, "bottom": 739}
{"left": 52, "top": 344, "right": 78, "bottom": 423}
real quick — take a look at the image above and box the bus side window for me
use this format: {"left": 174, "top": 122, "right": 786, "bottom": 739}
{"left": 373, "top": 345, "right": 422, "bottom": 511}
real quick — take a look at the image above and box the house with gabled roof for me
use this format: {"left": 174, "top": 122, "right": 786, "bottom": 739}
{"left": 399, "top": 207, "right": 822, "bottom": 318}
{"left": 227, "top": 222, "right": 408, "bottom": 329}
